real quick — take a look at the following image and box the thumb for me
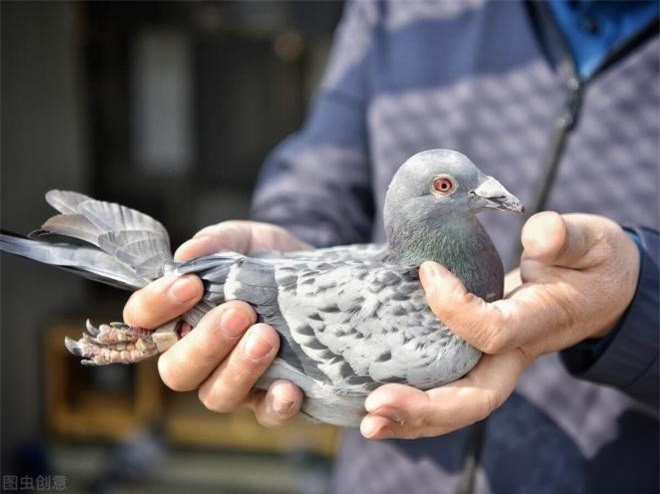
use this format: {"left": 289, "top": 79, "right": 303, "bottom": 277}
{"left": 175, "top": 221, "right": 253, "bottom": 260}
{"left": 521, "top": 212, "right": 593, "bottom": 268}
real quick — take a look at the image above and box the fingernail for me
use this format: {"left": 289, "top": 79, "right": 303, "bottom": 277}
{"left": 360, "top": 416, "right": 395, "bottom": 439}
{"left": 360, "top": 416, "right": 379, "bottom": 438}
{"left": 220, "top": 309, "right": 251, "bottom": 339}
{"left": 175, "top": 237, "right": 211, "bottom": 259}
{"left": 244, "top": 329, "right": 273, "bottom": 360}
{"left": 168, "top": 276, "right": 199, "bottom": 303}
{"left": 420, "top": 262, "right": 438, "bottom": 281}
{"left": 272, "top": 396, "right": 295, "bottom": 415}
{"left": 364, "top": 392, "right": 387, "bottom": 413}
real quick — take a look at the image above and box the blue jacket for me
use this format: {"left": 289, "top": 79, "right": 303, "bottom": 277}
{"left": 252, "top": 1, "right": 659, "bottom": 492}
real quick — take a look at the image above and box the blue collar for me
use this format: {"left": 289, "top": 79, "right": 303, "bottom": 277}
{"left": 547, "top": 0, "right": 659, "bottom": 79}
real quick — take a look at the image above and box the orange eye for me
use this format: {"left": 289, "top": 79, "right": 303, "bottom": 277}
{"left": 433, "top": 177, "right": 454, "bottom": 194}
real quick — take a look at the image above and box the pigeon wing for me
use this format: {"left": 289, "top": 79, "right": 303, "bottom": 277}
{"left": 180, "top": 252, "right": 479, "bottom": 394}
{"left": 253, "top": 243, "right": 386, "bottom": 263}
{"left": 274, "top": 260, "right": 480, "bottom": 392}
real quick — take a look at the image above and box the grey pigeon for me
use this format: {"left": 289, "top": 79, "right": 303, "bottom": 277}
{"left": 0, "top": 149, "right": 523, "bottom": 426}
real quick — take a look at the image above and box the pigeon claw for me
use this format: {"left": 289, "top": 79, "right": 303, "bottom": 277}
{"left": 64, "top": 336, "right": 83, "bottom": 357}
{"left": 65, "top": 319, "right": 182, "bottom": 365}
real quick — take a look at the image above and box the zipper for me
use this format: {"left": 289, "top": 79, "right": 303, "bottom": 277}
{"left": 524, "top": 5, "right": 658, "bottom": 219}
{"left": 525, "top": 71, "right": 583, "bottom": 222}
{"left": 458, "top": 4, "right": 657, "bottom": 494}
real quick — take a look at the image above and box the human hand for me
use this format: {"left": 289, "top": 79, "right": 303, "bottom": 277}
{"left": 360, "top": 212, "right": 640, "bottom": 439}
{"left": 123, "top": 221, "right": 310, "bottom": 427}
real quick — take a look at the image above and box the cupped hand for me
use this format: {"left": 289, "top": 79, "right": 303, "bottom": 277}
{"left": 123, "top": 221, "right": 310, "bottom": 427}
{"left": 361, "top": 212, "right": 640, "bottom": 439}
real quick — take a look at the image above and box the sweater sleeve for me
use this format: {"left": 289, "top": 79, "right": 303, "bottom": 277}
{"left": 561, "top": 226, "right": 659, "bottom": 411}
{"left": 250, "top": 1, "right": 379, "bottom": 248}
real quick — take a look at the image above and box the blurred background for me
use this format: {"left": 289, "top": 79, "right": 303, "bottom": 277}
{"left": 1, "top": 1, "right": 345, "bottom": 493}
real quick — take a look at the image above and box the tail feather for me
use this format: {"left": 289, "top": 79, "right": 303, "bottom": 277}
{"left": 45, "top": 190, "right": 92, "bottom": 215}
{"left": 0, "top": 232, "right": 148, "bottom": 290}
{"left": 1, "top": 189, "right": 175, "bottom": 288}
{"left": 39, "top": 213, "right": 103, "bottom": 245}
{"left": 77, "top": 199, "right": 169, "bottom": 243}
{"left": 98, "top": 231, "right": 171, "bottom": 280}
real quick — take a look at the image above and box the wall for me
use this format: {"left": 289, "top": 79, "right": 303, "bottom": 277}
{"left": 1, "top": 1, "right": 88, "bottom": 470}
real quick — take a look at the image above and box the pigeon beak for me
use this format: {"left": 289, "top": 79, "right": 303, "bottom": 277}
{"left": 471, "top": 176, "right": 524, "bottom": 214}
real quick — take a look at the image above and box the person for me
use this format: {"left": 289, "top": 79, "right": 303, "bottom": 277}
{"left": 123, "top": 1, "right": 659, "bottom": 492}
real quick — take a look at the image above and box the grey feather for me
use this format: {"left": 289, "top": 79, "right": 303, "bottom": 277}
{"left": 45, "top": 189, "right": 92, "bottom": 215}
{"left": 38, "top": 214, "right": 104, "bottom": 246}
{"left": 98, "top": 231, "right": 171, "bottom": 279}
{"left": 0, "top": 149, "right": 523, "bottom": 427}
{"left": 78, "top": 200, "right": 169, "bottom": 243}
{"left": 0, "top": 234, "right": 147, "bottom": 290}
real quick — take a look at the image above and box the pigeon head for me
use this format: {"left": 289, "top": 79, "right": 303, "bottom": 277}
{"left": 384, "top": 149, "right": 523, "bottom": 223}
{"left": 383, "top": 149, "right": 523, "bottom": 265}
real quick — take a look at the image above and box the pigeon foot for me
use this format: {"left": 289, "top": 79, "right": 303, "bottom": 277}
{"left": 65, "top": 319, "right": 180, "bottom": 365}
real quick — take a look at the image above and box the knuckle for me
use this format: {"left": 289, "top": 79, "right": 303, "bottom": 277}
{"left": 479, "top": 309, "right": 511, "bottom": 354}
{"left": 479, "top": 390, "right": 501, "bottom": 420}
{"left": 515, "top": 347, "right": 534, "bottom": 368}
{"left": 198, "top": 385, "right": 234, "bottom": 413}
{"left": 447, "top": 279, "right": 469, "bottom": 306}
{"left": 558, "top": 302, "right": 580, "bottom": 331}
{"left": 194, "top": 222, "right": 229, "bottom": 238}
{"left": 199, "top": 305, "right": 227, "bottom": 332}
{"left": 481, "top": 331, "right": 507, "bottom": 354}
{"left": 414, "top": 408, "right": 434, "bottom": 434}
{"left": 192, "top": 221, "right": 251, "bottom": 252}
{"left": 416, "top": 412, "right": 430, "bottom": 431}
{"left": 221, "top": 300, "right": 257, "bottom": 321}
{"left": 404, "top": 428, "right": 422, "bottom": 440}
{"left": 198, "top": 389, "right": 221, "bottom": 412}
{"left": 224, "top": 362, "right": 255, "bottom": 388}
{"left": 432, "top": 285, "right": 469, "bottom": 322}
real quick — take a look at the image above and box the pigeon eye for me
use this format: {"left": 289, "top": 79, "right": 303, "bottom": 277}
{"left": 432, "top": 176, "right": 456, "bottom": 195}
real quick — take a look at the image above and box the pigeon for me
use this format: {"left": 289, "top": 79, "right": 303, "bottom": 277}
{"left": 0, "top": 149, "right": 523, "bottom": 426}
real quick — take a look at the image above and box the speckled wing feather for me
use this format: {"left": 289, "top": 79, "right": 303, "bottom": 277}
{"left": 273, "top": 260, "right": 478, "bottom": 391}
{"left": 172, "top": 242, "right": 385, "bottom": 330}
{"left": 253, "top": 243, "right": 386, "bottom": 263}
{"left": 176, "top": 252, "right": 479, "bottom": 393}
{"left": 27, "top": 190, "right": 173, "bottom": 285}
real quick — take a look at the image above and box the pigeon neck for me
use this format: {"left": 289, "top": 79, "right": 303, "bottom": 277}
{"left": 387, "top": 214, "right": 502, "bottom": 294}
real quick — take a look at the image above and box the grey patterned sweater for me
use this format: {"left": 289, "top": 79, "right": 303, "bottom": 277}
{"left": 251, "top": 1, "right": 659, "bottom": 493}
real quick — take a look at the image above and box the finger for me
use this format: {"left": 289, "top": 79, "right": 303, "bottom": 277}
{"left": 123, "top": 274, "right": 204, "bottom": 329}
{"left": 503, "top": 268, "right": 521, "bottom": 296}
{"left": 175, "top": 221, "right": 253, "bottom": 260}
{"left": 197, "top": 323, "right": 280, "bottom": 413}
{"left": 423, "top": 259, "right": 587, "bottom": 354}
{"left": 420, "top": 261, "right": 517, "bottom": 354}
{"left": 361, "top": 351, "right": 527, "bottom": 439}
{"left": 248, "top": 380, "right": 304, "bottom": 427}
{"left": 157, "top": 300, "right": 256, "bottom": 391}
{"left": 175, "top": 221, "right": 311, "bottom": 260}
{"left": 521, "top": 212, "right": 594, "bottom": 269}
{"left": 421, "top": 261, "right": 575, "bottom": 353}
